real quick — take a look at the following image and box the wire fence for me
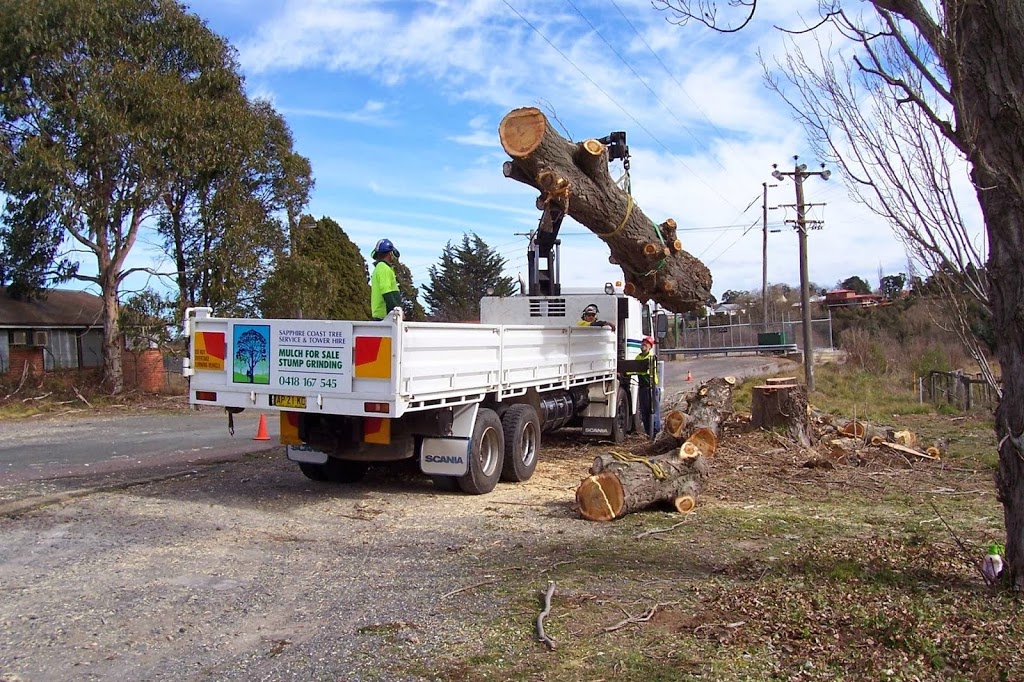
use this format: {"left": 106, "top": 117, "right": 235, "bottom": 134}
{"left": 666, "top": 312, "right": 834, "bottom": 351}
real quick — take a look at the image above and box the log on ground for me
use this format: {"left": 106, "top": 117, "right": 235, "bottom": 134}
{"left": 579, "top": 452, "right": 708, "bottom": 521}
{"left": 499, "top": 106, "right": 712, "bottom": 312}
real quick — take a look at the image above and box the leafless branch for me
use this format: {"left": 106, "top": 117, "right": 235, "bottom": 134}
{"left": 536, "top": 581, "right": 556, "bottom": 650}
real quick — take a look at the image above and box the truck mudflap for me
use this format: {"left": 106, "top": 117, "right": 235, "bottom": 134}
{"left": 286, "top": 444, "right": 329, "bottom": 464}
{"left": 580, "top": 416, "right": 613, "bottom": 437}
{"left": 420, "top": 437, "right": 470, "bottom": 476}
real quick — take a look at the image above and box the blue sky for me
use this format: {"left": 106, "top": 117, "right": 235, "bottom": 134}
{"left": 119, "top": 0, "right": 979, "bottom": 304}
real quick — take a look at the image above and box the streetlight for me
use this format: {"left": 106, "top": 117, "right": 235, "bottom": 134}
{"left": 771, "top": 157, "right": 830, "bottom": 391}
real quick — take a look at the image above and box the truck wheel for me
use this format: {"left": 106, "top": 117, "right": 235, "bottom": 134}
{"left": 458, "top": 408, "right": 504, "bottom": 494}
{"left": 500, "top": 404, "right": 540, "bottom": 482}
{"left": 612, "top": 387, "right": 628, "bottom": 444}
{"left": 298, "top": 459, "right": 368, "bottom": 484}
{"left": 297, "top": 462, "right": 330, "bottom": 482}
{"left": 430, "top": 475, "right": 459, "bottom": 492}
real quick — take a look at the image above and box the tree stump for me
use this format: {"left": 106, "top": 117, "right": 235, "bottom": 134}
{"left": 751, "top": 383, "right": 811, "bottom": 447}
{"left": 577, "top": 452, "right": 708, "bottom": 521}
{"left": 498, "top": 107, "right": 712, "bottom": 312}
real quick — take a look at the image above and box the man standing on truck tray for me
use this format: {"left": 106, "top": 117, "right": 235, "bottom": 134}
{"left": 370, "top": 238, "right": 403, "bottom": 321}
{"left": 577, "top": 304, "right": 615, "bottom": 331}
{"left": 631, "top": 336, "right": 659, "bottom": 438}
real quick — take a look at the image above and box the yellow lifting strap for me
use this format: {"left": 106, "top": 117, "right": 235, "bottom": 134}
{"left": 609, "top": 450, "right": 667, "bottom": 480}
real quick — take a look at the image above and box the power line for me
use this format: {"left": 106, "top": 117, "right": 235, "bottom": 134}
{"left": 605, "top": 0, "right": 728, "bottom": 140}
{"left": 501, "top": 0, "right": 742, "bottom": 213}
{"left": 563, "top": 0, "right": 723, "bottom": 169}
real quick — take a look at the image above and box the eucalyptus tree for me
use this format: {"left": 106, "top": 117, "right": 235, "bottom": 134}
{"left": 0, "top": 0, "right": 245, "bottom": 392}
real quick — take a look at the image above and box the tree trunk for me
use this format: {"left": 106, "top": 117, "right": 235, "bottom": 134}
{"left": 577, "top": 452, "right": 708, "bottom": 521}
{"left": 751, "top": 383, "right": 811, "bottom": 448}
{"left": 952, "top": 1, "right": 1024, "bottom": 591}
{"left": 100, "top": 270, "right": 124, "bottom": 395}
{"left": 498, "top": 107, "right": 712, "bottom": 312}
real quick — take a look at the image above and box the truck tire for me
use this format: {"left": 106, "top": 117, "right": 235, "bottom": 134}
{"left": 500, "top": 404, "right": 540, "bottom": 482}
{"left": 612, "top": 387, "right": 628, "bottom": 444}
{"left": 458, "top": 408, "right": 504, "bottom": 494}
{"left": 430, "top": 475, "right": 459, "bottom": 492}
{"left": 298, "top": 459, "right": 368, "bottom": 484}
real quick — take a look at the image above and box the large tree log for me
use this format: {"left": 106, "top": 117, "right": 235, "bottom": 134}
{"left": 577, "top": 452, "right": 708, "bottom": 521}
{"left": 635, "top": 376, "right": 735, "bottom": 458}
{"left": 499, "top": 107, "right": 713, "bottom": 312}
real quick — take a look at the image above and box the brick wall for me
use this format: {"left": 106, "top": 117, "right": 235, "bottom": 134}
{"left": 6, "top": 347, "right": 44, "bottom": 379}
{"left": 122, "top": 349, "right": 166, "bottom": 393}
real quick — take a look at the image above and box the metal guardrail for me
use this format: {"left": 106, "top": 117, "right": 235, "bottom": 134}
{"left": 659, "top": 344, "right": 799, "bottom": 358}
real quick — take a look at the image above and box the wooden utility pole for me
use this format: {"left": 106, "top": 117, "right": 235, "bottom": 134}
{"left": 762, "top": 182, "right": 769, "bottom": 329}
{"left": 772, "top": 158, "right": 830, "bottom": 391}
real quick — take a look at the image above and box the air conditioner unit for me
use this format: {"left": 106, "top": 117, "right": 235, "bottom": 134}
{"left": 10, "top": 330, "right": 27, "bottom": 346}
{"left": 32, "top": 330, "right": 49, "bottom": 346}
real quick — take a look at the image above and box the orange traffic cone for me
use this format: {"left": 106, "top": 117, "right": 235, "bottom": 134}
{"left": 686, "top": 369, "right": 693, "bottom": 382}
{"left": 253, "top": 413, "right": 271, "bottom": 441}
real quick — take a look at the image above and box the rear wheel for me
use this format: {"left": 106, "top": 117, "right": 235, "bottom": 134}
{"left": 458, "top": 408, "right": 504, "bottom": 494}
{"left": 612, "top": 387, "right": 628, "bottom": 444}
{"left": 500, "top": 404, "right": 541, "bottom": 482}
{"left": 298, "top": 459, "right": 368, "bottom": 484}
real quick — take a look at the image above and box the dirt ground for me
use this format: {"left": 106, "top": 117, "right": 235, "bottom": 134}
{"left": 0, "top": 382, "right": 1011, "bottom": 681}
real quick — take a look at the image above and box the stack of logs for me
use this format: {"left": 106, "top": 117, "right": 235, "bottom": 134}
{"left": 575, "top": 377, "right": 735, "bottom": 521}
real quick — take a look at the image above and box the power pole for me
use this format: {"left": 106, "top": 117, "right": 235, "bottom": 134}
{"left": 762, "top": 182, "right": 769, "bottom": 329}
{"left": 772, "top": 157, "right": 830, "bottom": 391}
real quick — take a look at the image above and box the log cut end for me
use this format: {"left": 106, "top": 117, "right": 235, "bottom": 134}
{"left": 673, "top": 495, "right": 696, "bottom": 513}
{"left": 686, "top": 428, "right": 717, "bottom": 457}
{"left": 576, "top": 474, "right": 625, "bottom": 521}
{"left": 678, "top": 441, "right": 701, "bottom": 460}
{"left": 663, "top": 410, "right": 687, "bottom": 439}
{"left": 499, "top": 107, "right": 548, "bottom": 158}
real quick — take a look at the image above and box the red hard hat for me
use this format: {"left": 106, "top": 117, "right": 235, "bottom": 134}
{"left": 642, "top": 336, "right": 656, "bottom": 346}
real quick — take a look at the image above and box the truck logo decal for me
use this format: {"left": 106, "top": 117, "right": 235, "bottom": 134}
{"left": 425, "top": 455, "right": 465, "bottom": 464}
{"left": 355, "top": 336, "right": 392, "bottom": 379}
{"left": 233, "top": 325, "right": 270, "bottom": 384}
{"left": 194, "top": 331, "right": 226, "bottom": 371}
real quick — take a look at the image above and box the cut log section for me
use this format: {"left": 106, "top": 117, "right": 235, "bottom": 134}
{"left": 499, "top": 107, "right": 713, "bottom": 312}
{"left": 634, "top": 376, "right": 735, "bottom": 458}
{"left": 578, "top": 452, "right": 709, "bottom": 521}
{"left": 751, "top": 383, "right": 811, "bottom": 448}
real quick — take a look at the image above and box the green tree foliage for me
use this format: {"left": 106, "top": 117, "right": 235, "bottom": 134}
{"left": 422, "top": 234, "right": 515, "bottom": 322}
{"left": 879, "top": 274, "right": 907, "bottom": 301}
{"left": 393, "top": 260, "right": 426, "bottom": 321}
{"left": 0, "top": 0, "right": 245, "bottom": 392}
{"left": 720, "top": 289, "right": 748, "bottom": 304}
{"left": 119, "top": 289, "right": 178, "bottom": 349}
{"left": 259, "top": 215, "right": 371, "bottom": 320}
{"left": 158, "top": 99, "right": 312, "bottom": 318}
{"left": 839, "top": 276, "right": 872, "bottom": 295}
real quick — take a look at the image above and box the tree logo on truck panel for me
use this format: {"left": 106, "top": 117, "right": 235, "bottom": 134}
{"left": 233, "top": 325, "right": 270, "bottom": 384}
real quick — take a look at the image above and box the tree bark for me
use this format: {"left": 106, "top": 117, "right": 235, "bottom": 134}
{"left": 951, "top": 1, "right": 1024, "bottom": 591}
{"left": 577, "top": 452, "right": 708, "bottom": 521}
{"left": 498, "top": 107, "right": 712, "bottom": 312}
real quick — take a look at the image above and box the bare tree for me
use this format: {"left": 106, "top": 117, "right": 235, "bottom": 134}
{"left": 764, "top": 24, "right": 997, "bottom": 390}
{"left": 654, "top": 0, "right": 1024, "bottom": 589}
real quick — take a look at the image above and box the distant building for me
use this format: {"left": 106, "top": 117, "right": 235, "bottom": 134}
{"left": 823, "top": 288, "right": 884, "bottom": 308}
{"left": 0, "top": 289, "right": 104, "bottom": 375}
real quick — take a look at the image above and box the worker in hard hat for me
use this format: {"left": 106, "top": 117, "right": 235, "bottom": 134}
{"left": 370, "top": 238, "right": 402, "bottom": 320}
{"left": 577, "top": 304, "right": 615, "bottom": 331}
{"left": 631, "top": 336, "right": 659, "bottom": 437}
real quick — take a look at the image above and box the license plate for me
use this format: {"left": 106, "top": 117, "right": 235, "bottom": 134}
{"left": 270, "top": 394, "right": 307, "bottom": 409}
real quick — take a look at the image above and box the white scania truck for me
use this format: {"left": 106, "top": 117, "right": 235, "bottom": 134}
{"left": 184, "top": 283, "right": 663, "bottom": 494}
